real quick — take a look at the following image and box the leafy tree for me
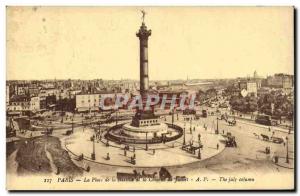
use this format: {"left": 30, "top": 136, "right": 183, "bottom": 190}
{"left": 229, "top": 95, "right": 257, "bottom": 113}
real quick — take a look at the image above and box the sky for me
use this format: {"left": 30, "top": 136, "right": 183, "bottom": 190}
{"left": 6, "top": 6, "right": 294, "bottom": 80}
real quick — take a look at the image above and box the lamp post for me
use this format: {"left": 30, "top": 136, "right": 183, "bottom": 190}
{"left": 286, "top": 136, "right": 289, "bottom": 164}
{"left": 216, "top": 117, "right": 219, "bottom": 134}
{"left": 91, "top": 134, "right": 95, "bottom": 160}
{"left": 190, "top": 118, "right": 192, "bottom": 133}
{"left": 115, "top": 109, "right": 118, "bottom": 125}
{"left": 198, "top": 134, "right": 201, "bottom": 160}
{"left": 183, "top": 125, "right": 186, "bottom": 146}
{"left": 145, "top": 132, "right": 148, "bottom": 151}
{"left": 98, "top": 120, "right": 101, "bottom": 133}
{"left": 172, "top": 108, "right": 174, "bottom": 126}
{"left": 71, "top": 118, "right": 74, "bottom": 133}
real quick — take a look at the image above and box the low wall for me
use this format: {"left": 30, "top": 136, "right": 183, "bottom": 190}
{"left": 105, "top": 123, "right": 183, "bottom": 144}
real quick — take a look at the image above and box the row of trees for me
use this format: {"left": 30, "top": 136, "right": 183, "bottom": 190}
{"left": 229, "top": 92, "right": 293, "bottom": 118}
{"left": 197, "top": 88, "right": 217, "bottom": 103}
{"left": 229, "top": 95, "right": 258, "bottom": 113}
{"left": 257, "top": 93, "right": 293, "bottom": 118}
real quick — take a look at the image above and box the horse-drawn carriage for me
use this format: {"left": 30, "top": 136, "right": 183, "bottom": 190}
{"left": 116, "top": 170, "right": 139, "bottom": 181}
{"left": 222, "top": 132, "right": 237, "bottom": 147}
{"left": 220, "top": 114, "right": 236, "bottom": 126}
{"left": 271, "top": 137, "right": 284, "bottom": 144}
{"left": 225, "top": 135, "right": 237, "bottom": 147}
{"left": 65, "top": 129, "right": 73, "bottom": 135}
{"left": 182, "top": 144, "right": 202, "bottom": 154}
{"left": 260, "top": 134, "right": 270, "bottom": 141}
{"left": 116, "top": 167, "right": 171, "bottom": 181}
{"left": 76, "top": 153, "right": 84, "bottom": 161}
{"left": 227, "top": 119, "right": 236, "bottom": 126}
{"left": 260, "top": 134, "right": 284, "bottom": 144}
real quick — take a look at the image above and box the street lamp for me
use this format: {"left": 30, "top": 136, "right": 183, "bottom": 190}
{"left": 183, "top": 126, "right": 186, "bottom": 146}
{"left": 172, "top": 108, "right": 174, "bottom": 126}
{"left": 190, "top": 118, "right": 192, "bottom": 133}
{"left": 71, "top": 118, "right": 74, "bottom": 133}
{"left": 145, "top": 132, "right": 148, "bottom": 151}
{"left": 115, "top": 109, "right": 118, "bottom": 125}
{"left": 82, "top": 120, "right": 84, "bottom": 132}
{"left": 286, "top": 136, "right": 289, "bottom": 164}
{"left": 215, "top": 117, "right": 219, "bottom": 134}
{"left": 91, "top": 134, "right": 95, "bottom": 160}
{"left": 198, "top": 134, "right": 201, "bottom": 160}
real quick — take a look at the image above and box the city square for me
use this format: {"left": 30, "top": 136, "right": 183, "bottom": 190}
{"left": 6, "top": 7, "right": 294, "bottom": 190}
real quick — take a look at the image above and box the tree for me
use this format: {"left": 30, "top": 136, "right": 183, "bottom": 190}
{"left": 229, "top": 95, "right": 258, "bottom": 113}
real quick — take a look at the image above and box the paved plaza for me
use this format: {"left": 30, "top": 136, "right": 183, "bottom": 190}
{"left": 7, "top": 111, "right": 294, "bottom": 180}
{"left": 64, "top": 124, "right": 225, "bottom": 167}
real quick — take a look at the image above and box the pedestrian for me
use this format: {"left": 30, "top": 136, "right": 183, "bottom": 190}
{"left": 153, "top": 149, "right": 155, "bottom": 155}
{"left": 265, "top": 147, "right": 269, "bottom": 154}
{"left": 124, "top": 149, "right": 127, "bottom": 156}
{"left": 106, "top": 153, "right": 110, "bottom": 160}
{"left": 274, "top": 156, "right": 278, "bottom": 164}
{"left": 217, "top": 143, "right": 219, "bottom": 150}
{"left": 86, "top": 165, "right": 90, "bottom": 172}
{"left": 56, "top": 167, "right": 60, "bottom": 175}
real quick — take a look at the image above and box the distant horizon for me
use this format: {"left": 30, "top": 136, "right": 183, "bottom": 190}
{"left": 6, "top": 71, "right": 294, "bottom": 82}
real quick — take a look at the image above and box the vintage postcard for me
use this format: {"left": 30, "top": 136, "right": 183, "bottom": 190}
{"left": 6, "top": 6, "right": 295, "bottom": 190}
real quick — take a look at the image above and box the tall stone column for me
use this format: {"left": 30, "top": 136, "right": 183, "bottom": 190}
{"left": 136, "top": 22, "right": 151, "bottom": 98}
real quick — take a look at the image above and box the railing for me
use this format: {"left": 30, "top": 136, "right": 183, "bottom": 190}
{"left": 105, "top": 123, "right": 183, "bottom": 144}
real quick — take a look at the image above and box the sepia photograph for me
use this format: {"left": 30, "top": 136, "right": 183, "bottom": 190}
{"left": 5, "top": 6, "right": 295, "bottom": 190}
